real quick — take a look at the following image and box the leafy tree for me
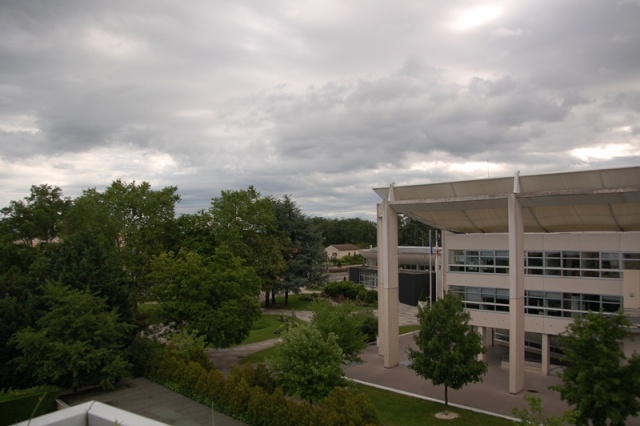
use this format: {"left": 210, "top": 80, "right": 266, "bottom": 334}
{"left": 209, "top": 186, "right": 287, "bottom": 306}
{"left": 49, "top": 231, "right": 133, "bottom": 322}
{"left": 149, "top": 247, "right": 261, "bottom": 347}
{"left": 407, "top": 291, "right": 487, "bottom": 415}
{"left": 267, "top": 323, "right": 345, "bottom": 404}
{"left": 551, "top": 310, "right": 640, "bottom": 426}
{"left": 0, "top": 184, "right": 71, "bottom": 246}
{"left": 310, "top": 217, "right": 376, "bottom": 248}
{"left": 12, "top": 282, "right": 132, "bottom": 391}
{"left": 311, "top": 300, "right": 371, "bottom": 362}
{"left": 512, "top": 394, "right": 569, "bottom": 426}
{"left": 398, "top": 215, "right": 439, "bottom": 247}
{"left": 168, "top": 210, "right": 216, "bottom": 256}
{"left": 273, "top": 195, "right": 326, "bottom": 305}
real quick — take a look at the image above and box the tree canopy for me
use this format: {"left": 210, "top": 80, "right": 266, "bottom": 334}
{"left": 149, "top": 247, "right": 262, "bottom": 348}
{"left": 267, "top": 323, "right": 345, "bottom": 404}
{"left": 551, "top": 310, "right": 640, "bottom": 426}
{"left": 311, "top": 300, "right": 371, "bottom": 362}
{"left": 12, "top": 282, "right": 132, "bottom": 391}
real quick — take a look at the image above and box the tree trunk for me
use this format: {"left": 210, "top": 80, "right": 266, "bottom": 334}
{"left": 284, "top": 290, "right": 289, "bottom": 306}
{"left": 271, "top": 289, "right": 276, "bottom": 304}
{"left": 265, "top": 291, "right": 270, "bottom": 307}
{"left": 444, "top": 385, "right": 449, "bottom": 415}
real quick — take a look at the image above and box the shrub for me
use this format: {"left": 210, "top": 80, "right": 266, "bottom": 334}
{"left": 319, "top": 387, "right": 381, "bottom": 425}
{"left": 0, "top": 386, "right": 59, "bottom": 426}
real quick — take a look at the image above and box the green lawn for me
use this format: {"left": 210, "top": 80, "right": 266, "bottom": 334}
{"left": 352, "top": 383, "right": 513, "bottom": 426}
{"left": 262, "top": 293, "right": 320, "bottom": 311}
{"left": 238, "top": 314, "right": 300, "bottom": 346}
{"left": 399, "top": 325, "right": 420, "bottom": 334}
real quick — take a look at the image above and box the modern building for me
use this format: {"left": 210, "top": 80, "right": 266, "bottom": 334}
{"left": 373, "top": 166, "right": 640, "bottom": 394}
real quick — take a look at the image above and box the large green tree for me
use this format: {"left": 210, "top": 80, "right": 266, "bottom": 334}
{"left": 407, "top": 291, "right": 487, "bottom": 415}
{"left": 149, "top": 247, "right": 262, "bottom": 347}
{"left": 311, "top": 300, "right": 371, "bottom": 362}
{"left": 551, "top": 310, "right": 640, "bottom": 426}
{"left": 273, "top": 195, "right": 326, "bottom": 304}
{"left": 0, "top": 184, "right": 71, "bottom": 246}
{"left": 209, "top": 186, "right": 287, "bottom": 306}
{"left": 310, "top": 217, "right": 376, "bottom": 248}
{"left": 267, "top": 323, "right": 345, "bottom": 404}
{"left": 12, "top": 282, "right": 132, "bottom": 391}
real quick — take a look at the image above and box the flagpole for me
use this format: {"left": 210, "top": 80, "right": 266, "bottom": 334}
{"left": 429, "top": 230, "right": 433, "bottom": 304}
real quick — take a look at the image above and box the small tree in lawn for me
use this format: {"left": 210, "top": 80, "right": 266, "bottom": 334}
{"left": 551, "top": 310, "right": 640, "bottom": 426}
{"left": 407, "top": 291, "right": 487, "bottom": 416}
{"left": 266, "top": 323, "right": 345, "bottom": 405}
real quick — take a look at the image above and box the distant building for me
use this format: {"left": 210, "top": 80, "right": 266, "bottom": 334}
{"left": 325, "top": 243, "right": 360, "bottom": 259}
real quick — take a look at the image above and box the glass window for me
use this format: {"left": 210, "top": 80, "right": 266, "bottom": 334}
{"left": 623, "top": 253, "right": 640, "bottom": 270}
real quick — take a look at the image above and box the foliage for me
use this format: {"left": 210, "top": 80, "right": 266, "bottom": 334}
{"left": 407, "top": 291, "right": 487, "bottom": 413}
{"left": 310, "top": 216, "right": 377, "bottom": 248}
{"left": 150, "top": 349, "right": 377, "bottom": 426}
{"left": 273, "top": 195, "right": 327, "bottom": 304}
{"left": 311, "top": 301, "right": 372, "bottom": 362}
{"left": 398, "top": 215, "right": 439, "bottom": 247}
{"left": 150, "top": 247, "right": 262, "bottom": 348}
{"left": 322, "top": 280, "right": 376, "bottom": 305}
{"left": 0, "top": 386, "right": 59, "bottom": 426}
{"left": 209, "top": 186, "right": 287, "bottom": 306}
{"left": 329, "top": 253, "right": 365, "bottom": 266}
{"left": 12, "top": 282, "right": 133, "bottom": 391}
{"left": 49, "top": 231, "right": 133, "bottom": 322}
{"left": 0, "top": 184, "right": 71, "bottom": 246}
{"left": 551, "top": 310, "right": 640, "bottom": 426}
{"left": 126, "top": 336, "right": 165, "bottom": 377}
{"left": 511, "top": 394, "right": 568, "bottom": 426}
{"left": 267, "top": 323, "right": 345, "bottom": 404}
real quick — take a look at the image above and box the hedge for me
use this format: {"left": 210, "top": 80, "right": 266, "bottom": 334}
{"left": 148, "top": 350, "right": 380, "bottom": 426}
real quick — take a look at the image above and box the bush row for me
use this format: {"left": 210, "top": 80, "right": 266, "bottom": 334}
{"left": 148, "top": 350, "right": 380, "bottom": 426}
{"left": 323, "top": 281, "right": 378, "bottom": 306}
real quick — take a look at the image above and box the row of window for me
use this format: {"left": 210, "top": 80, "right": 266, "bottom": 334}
{"left": 449, "top": 285, "right": 622, "bottom": 318}
{"left": 449, "top": 250, "right": 640, "bottom": 278}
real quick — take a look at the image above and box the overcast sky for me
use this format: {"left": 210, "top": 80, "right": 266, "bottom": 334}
{"left": 1, "top": 1, "right": 639, "bottom": 220}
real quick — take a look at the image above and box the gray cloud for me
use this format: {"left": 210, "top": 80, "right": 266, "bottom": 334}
{"left": 0, "top": 0, "right": 639, "bottom": 220}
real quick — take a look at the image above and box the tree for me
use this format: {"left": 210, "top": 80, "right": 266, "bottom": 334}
{"left": 0, "top": 184, "right": 71, "bottom": 246}
{"left": 209, "top": 186, "right": 287, "bottom": 306}
{"left": 49, "top": 231, "right": 133, "bottom": 322}
{"left": 311, "top": 300, "right": 371, "bottom": 362}
{"left": 551, "top": 310, "right": 640, "bottom": 426}
{"left": 267, "top": 323, "right": 345, "bottom": 404}
{"left": 512, "top": 394, "right": 569, "bottom": 426}
{"left": 273, "top": 195, "right": 326, "bottom": 305}
{"left": 310, "top": 217, "right": 376, "bottom": 248}
{"left": 398, "top": 215, "right": 438, "bottom": 247}
{"left": 12, "top": 282, "right": 132, "bottom": 391}
{"left": 149, "top": 247, "right": 262, "bottom": 348}
{"left": 407, "top": 291, "right": 487, "bottom": 415}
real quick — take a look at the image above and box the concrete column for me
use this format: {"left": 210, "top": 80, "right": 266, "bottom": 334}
{"left": 508, "top": 191, "right": 525, "bottom": 394}
{"left": 541, "top": 333, "right": 550, "bottom": 376}
{"left": 377, "top": 187, "right": 399, "bottom": 368}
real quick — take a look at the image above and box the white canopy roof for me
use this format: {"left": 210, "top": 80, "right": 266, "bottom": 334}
{"left": 373, "top": 166, "right": 640, "bottom": 234}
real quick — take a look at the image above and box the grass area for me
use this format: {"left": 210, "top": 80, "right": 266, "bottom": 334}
{"left": 399, "top": 325, "right": 420, "bottom": 335}
{"left": 262, "top": 293, "right": 319, "bottom": 311}
{"left": 240, "top": 345, "right": 279, "bottom": 364}
{"left": 238, "top": 314, "right": 300, "bottom": 345}
{"left": 352, "top": 383, "right": 513, "bottom": 426}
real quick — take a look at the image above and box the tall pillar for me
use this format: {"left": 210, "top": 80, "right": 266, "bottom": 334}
{"left": 541, "top": 333, "right": 550, "bottom": 376}
{"left": 508, "top": 190, "right": 525, "bottom": 394}
{"left": 377, "top": 186, "right": 399, "bottom": 368}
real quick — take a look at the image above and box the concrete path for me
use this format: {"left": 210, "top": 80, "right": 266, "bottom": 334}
{"left": 63, "top": 377, "right": 245, "bottom": 426}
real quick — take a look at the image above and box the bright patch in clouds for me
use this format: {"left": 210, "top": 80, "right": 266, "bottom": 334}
{"left": 571, "top": 144, "right": 639, "bottom": 162}
{"left": 453, "top": 5, "right": 503, "bottom": 30}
